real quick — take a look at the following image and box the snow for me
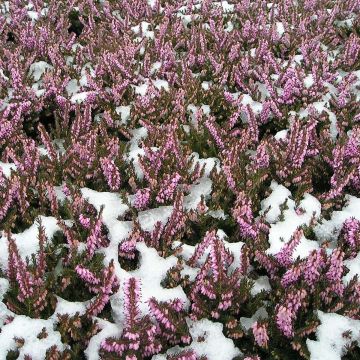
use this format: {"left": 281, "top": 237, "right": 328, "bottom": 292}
{"left": 207, "top": 209, "right": 228, "bottom": 220}
{"left": 274, "top": 129, "right": 288, "bottom": 141}
{"left": 0, "top": 161, "right": 16, "bottom": 177}
{"left": 0, "top": 279, "right": 8, "bottom": 302}
{"left": 315, "top": 195, "right": 360, "bottom": 243}
{"left": 300, "top": 101, "right": 338, "bottom": 139}
{"left": 27, "top": 10, "right": 39, "bottom": 21}
{"left": 0, "top": 1, "right": 9, "bottom": 14}
{"left": 0, "top": 69, "right": 8, "bottom": 81}
{"left": 240, "top": 94, "right": 263, "bottom": 115}
{"left": 85, "top": 319, "right": 119, "bottom": 360}
{"left": 260, "top": 181, "right": 321, "bottom": 258}
{"left": 304, "top": 74, "right": 314, "bottom": 88}
{"left": 66, "top": 79, "right": 81, "bottom": 96}
{"left": 110, "top": 241, "right": 189, "bottom": 327}
{"left": 219, "top": 1, "right": 235, "bottom": 13}
{"left": 0, "top": 216, "right": 60, "bottom": 271}
{"left": 129, "top": 242, "right": 189, "bottom": 310}
{"left": 276, "top": 22, "right": 285, "bottom": 36}
{"left": 2, "top": 3, "right": 359, "bottom": 359}
{"left": 190, "top": 152, "right": 220, "bottom": 176}
{"left": 251, "top": 276, "right": 271, "bottom": 295}
{"left": 133, "top": 79, "right": 169, "bottom": 95}
{"left": 131, "top": 21, "right": 154, "bottom": 39}
{"left": 224, "top": 21, "right": 234, "bottom": 32}
{"left": 154, "top": 319, "right": 241, "bottom": 360}
{"left": 71, "top": 92, "right": 90, "bottom": 104}
{"left": 81, "top": 188, "right": 128, "bottom": 224}
{"left": 115, "top": 105, "right": 131, "bottom": 124}
{"left": 187, "top": 104, "right": 212, "bottom": 125}
{"left": 224, "top": 239, "right": 244, "bottom": 272}
{"left": 174, "top": 230, "right": 243, "bottom": 275}
{"left": 137, "top": 206, "right": 173, "bottom": 232}
{"left": 240, "top": 307, "right": 268, "bottom": 331}
{"left": 307, "top": 311, "right": 360, "bottom": 360}
{"left": 343, "top": 252, "right": 360, "bottom": 284}
{"left": 80, "top": 187, "right": 131, "bottom": 250}
{"left": 184, "top": 177, "right": 212, "bottom": 210}
{"left": 126, "top": 127, "right": 148, "bottom": 180}
{"left": 153, "top": 79, "right": 169, "bottom": 92}
{"left": 0, "top": 316, "right": 65, "bottom": 360}
{"left": 28, "top": 61, "right": 53, "bottom": 81}
{"left": 201, "top": 81, "right": 211, "bottom": 90}
{"left": 260, "top": 181, "right": 291, "bottom": 223}
{"left": 80, "top": 189, "right": 190, "bottom": 317}
{"left": 134, "top": 83, "right": 149, "bottom": 96}
{"left": 0, "top": 279, "right": 11, "bottom": 327}
{"left": 51, "top": 296, "right": 87, "bottom": 318}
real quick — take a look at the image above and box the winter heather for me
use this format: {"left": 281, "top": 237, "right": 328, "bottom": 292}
{"left": 0, "top": 0, "right": 360, "bottom": 359}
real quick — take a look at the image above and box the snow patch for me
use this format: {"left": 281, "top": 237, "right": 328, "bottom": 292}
{"left": 307, "top": 311, "right": 360, "bottom": 360}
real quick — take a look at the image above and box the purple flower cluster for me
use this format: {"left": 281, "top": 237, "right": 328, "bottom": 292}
{"left": 0, "top": 0, "right": 359, "bottom": 358}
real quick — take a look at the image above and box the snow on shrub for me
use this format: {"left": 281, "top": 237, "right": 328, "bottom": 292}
{"left": 0, "top": 0, "right": 360, "bottom": 359}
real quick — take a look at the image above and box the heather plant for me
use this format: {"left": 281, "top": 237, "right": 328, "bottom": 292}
{"left": 55, "top": 312, "right": 100, "bottom": 358}
{"left": 0, "top": 0, "right": 359, "bottom": 359}
{"left": 100, "top": 278, "right": 162, "bottom": 359}
{"left": 187, "top": 230, "right": 253, "bottom": 339}
{"left": 4, "top": 221, "right": 55, "bottom": 318}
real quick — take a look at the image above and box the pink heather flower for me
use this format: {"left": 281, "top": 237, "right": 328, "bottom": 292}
{"left": 45, "top": 182, "right": 59, "bottom": 214}
{"left": 324, "top": 248, "right": 345, "bottom": 298}
{"left": 134, "top": 187, "right": 151, "bottom": 210}
{"left": 8, "top": 236, "right": 34, "bottom": 302}
{"left": 101, "top": 277, "right": 161, "bottom": 357}
{"left": 168, "top": 350, "right": 198, "bottom": 360}
{"left": 126, "top": 356, "right": 137, "bottom": 360}
{"left": 275, "top": 289, "right": 307, "bottom": 338}
{"left": 148, "top": 298, "right": 176, "bottom": 332}
{"left": 0, "top": 169, "right": 6, "bottom": 188}
{"left": 62, "top": 184, "right": 71, "bottom": 197}
{"left": 326, "top": 248, "right": 344, "bottom": 283}
{"left": 252, "top": 321, "right": 269, "bottom": 348}
{"left": 148, "top": 297, "right": 190, "bottom": 345}
{"left": 87, "top": 293, "right": 111, "bottom": 317}
{"left": 86, "top": 216, "right": 104, "bottom": 259}
{"left": 87, "top": 261, "right": 119, "bottom": 316}
{"left": 100, "top": 156, "right": 121, "bottom": 191}
{"left": 38, "top": 123, "right": 57, "bottom": 160}
{"left": 75, "top": 265, "right": 100, "bottom": 286}
{"left": 124, "top": 278, "right": 141, "bottom": 326}
{"left": 204, "top": 116, "right": 225, "bottom": 149}
{"left": 303, "top": 249, "right": 326, "bottom": 288}
{"left": 255, "top": 250, "right": 278, "bottom": 278}
{"left": 79, "top": 214, "right": 91, "bottom": 228}
{"left": 281, "top": 264, "right": 303, "bottom": 288}
{"left": 275, "top": 228, "right": 303, "bottom": 267}
{"left": 156, "top": 173, "right": 181, "bottom": 203}
{"left": 342, "top": 218, "right": 360, "bottom": 251}
{"left": 189, "top": 230, "right": 217, "bottom": 265}
{"left": 0, "top": 178, "right": 19, "bottom": 222}
{"left": 252, "top": 142, "right": 270, "bottom": 169}
{"left": 222, "top": 164, "right": 237, "bottom": 190}
{"left": 232, "top": 191, "right": 258, "bottom": 239}
{"left": 276, "top": 305, "right": 293, "bottom": 338}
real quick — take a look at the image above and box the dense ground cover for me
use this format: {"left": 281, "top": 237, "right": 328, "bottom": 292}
{"left": 0, "top": 0, "right": 360, "bottom": 359}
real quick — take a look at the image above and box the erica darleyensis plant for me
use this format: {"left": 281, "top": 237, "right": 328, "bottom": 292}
{"left": 188, "top": 230, "right": 248, "bottom": 321}
{"left": 0, "top": 0, "right": 359, "bottom": 358}
{"left": 75, "top": 260, "right": 119, "bottom": 317}
{"left": 5, "top": 221, "right": 53, "bottom": 318}
{"left": 100, "top": 278, "right": 162, "bottom": 359}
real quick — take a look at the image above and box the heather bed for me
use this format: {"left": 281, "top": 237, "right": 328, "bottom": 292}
{"left": 0, "top": 0, "right": 359, "bottom": 359}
